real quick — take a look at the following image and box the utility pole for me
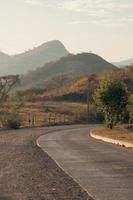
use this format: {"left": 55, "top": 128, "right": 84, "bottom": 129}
{"left": 87, "top": 77, "right": 90, "bottom": 123}
{"left": 87, "top": 74, "right": 96, "bottom": 123}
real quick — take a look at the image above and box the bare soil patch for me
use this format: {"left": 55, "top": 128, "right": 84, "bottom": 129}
{"left": 93, "top": 125, "right": 133, "bottom": 144}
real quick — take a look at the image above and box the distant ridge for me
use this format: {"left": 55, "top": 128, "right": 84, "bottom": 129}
{"left": 114, "top": 58, "right": 133, "bottom": 67}
{"left": 19, "top": 52, "right": 116, "bottom": 89}
{"left": 0, "top": 40, "right": 69, "bottom": 75}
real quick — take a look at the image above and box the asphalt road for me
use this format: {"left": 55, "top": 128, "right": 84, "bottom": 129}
{"left": 0, "top": 126, "right": 91, "bottom": 200}
{"left": 38, "top": 126, "right": 133, "bottom": 200}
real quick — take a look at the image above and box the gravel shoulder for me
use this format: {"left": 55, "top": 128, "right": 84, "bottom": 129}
{"left": 0, "top": 126, "right": 91, "bottom": 200}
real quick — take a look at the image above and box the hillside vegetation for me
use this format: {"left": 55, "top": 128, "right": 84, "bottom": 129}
{"left": 3, "top": 67, "right": 132, "bottom": 128}
{"left": 42, "top": 66, "right": 133, "bottom": 102}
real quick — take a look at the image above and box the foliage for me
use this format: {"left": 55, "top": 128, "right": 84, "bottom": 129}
{"left": 0, "top": 75, "right": 21, "bottom": 129}
{"left": 0, "top": 108, "right": 22, "bottom": 129}
{"left": 0, "top": 102, "right": 22, "bottom": 129}
{"left": 0, "top": 75, "right": 19, "bottom": 103}
{"left": 6, "top": 115, "right": 22, "bottom": 129}
{"left": 6, "top": 105, "right": 22, "bottom": 129}
{"left": 93, "top": 78, "right": 129, "bottom": 129}
{"left": 128, "top": 94, "right": 133, "bottom": 123}
{"left": 15, "top": 88, "right": 44, "bottom": 102}
{"left": 16, "top": 88, "right": 44, "bottom": 97}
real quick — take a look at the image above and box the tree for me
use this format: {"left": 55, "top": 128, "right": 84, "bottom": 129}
{"left": 128, "top": 94, "right": 133, "bottom": 124}
{"left": 87, "top": 73, "right": 98, "bottom": 122}
{"left": 0, "top": 75, "right": 20, "bottom": 128}
{"left": 52, "top": 73, "right": 70, "bottom": 88}
{"left": 93, "top": 78, "right": 129, "bottom": 129}
{"left": 0, "top": 75, "right": 19, "bottom": 103}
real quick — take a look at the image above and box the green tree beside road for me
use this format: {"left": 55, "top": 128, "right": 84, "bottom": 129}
{"left": 128, "top": 94, "right": 133, "bottom": 124}
{"left": 94, "top": 78, "right": 129, "bottom": 129}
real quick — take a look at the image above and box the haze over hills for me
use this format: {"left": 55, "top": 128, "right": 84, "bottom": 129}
{"left": 0, "top": 40, "right": 69, "bottom": 75}
{"left": 114, "top": 58, "right": 133, "bottom": 67}
{"left": 20, "top": 53, "right": 116, "bottom": 90}
{"left": 0, "top": 39, "right": 117, "bottom": 90}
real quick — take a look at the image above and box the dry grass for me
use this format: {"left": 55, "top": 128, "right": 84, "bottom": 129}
{"left": 1, "top": 100, "right": 98, "bottom": 128}
{"left": 43, "top": 67, "right": 133, "bottom": 100}
{"left": 93, "top": 125, "right": 133, "bottom": 144}
{"left": 11, "top": 101, "right": 92, "bottom": 127}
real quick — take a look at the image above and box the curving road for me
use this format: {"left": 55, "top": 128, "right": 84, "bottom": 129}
{"left": 38, "top": 126, "right": 133, "bottom": 200}
{"left": 0, "top": 125, "right": 91, "bottom": 200}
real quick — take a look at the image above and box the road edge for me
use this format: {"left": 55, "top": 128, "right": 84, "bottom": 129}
{"left": 90, "top": 130, "right": 133, "bottom": 148}
{"left": 37, "top": 132, "right": 94, "bottom": 200}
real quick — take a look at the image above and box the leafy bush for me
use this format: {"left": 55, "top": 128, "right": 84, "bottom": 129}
{"left": 93, "top": 78, "right": 129, "bottom": 129}
{"left": 0, "top": 104, "right": 22, "bottom": 129}
{"left": 6, "top": 117, "right": 21, "bottom": 129}
{"left": 128, "top": 94, "right": 133, "bottom": 123}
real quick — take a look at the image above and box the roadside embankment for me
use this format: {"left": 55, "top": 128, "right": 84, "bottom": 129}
{"left": 91, "top": 126, "right": 133, "bottom": 148}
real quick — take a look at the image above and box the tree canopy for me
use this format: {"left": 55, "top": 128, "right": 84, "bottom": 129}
{"left": 0, "top": 75, "right": 19, "bottom": 102}
{"left": 93, "top": 78, "right": 129, "bottom": 129}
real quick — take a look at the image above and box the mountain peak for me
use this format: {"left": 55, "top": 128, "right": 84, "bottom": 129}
{"left": 42, "top": 40, "right": 64, "bottom": 45}
{"left": 0, "top": 40, "right": 69, "bottom": 75}
{"left": 39, "top": 40, "right": 69, "bottom": 54}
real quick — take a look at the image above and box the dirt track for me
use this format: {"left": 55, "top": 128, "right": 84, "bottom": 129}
{"left": 0, "top": 126, "right": 91, "bottom": 200}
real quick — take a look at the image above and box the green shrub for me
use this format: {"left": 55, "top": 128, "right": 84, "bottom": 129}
{"left": 5, "top": 111, "right": 22, "bottom": 129}
{"left": 128, "top": 94, "right": 133, "bottom": 124}
{"left": 93, "top": 78, "right": 129, "bottom": 129}
{"left": 6, "top": 118, "right": 21, "bottom": 129}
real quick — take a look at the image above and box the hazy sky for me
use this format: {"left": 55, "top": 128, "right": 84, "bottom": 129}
{"left": 0, "top": 0, "right": 133, "bottom": 61}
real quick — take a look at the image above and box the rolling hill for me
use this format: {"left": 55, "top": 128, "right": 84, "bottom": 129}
{"left": 0, "top": 40, "right": 69, "bottom": 75}
{"left": 19, "top": 52, "right": 116, "bottom": 89}
{"left": 42, "top": 66, "right": 133, "bottom": 102}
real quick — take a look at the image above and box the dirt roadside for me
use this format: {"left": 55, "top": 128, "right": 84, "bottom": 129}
{"left": 92, "top": 126, "right": 133, "bottom": 146}
{"left": 0, "top": 126, "right": 92, "bottom": 200}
